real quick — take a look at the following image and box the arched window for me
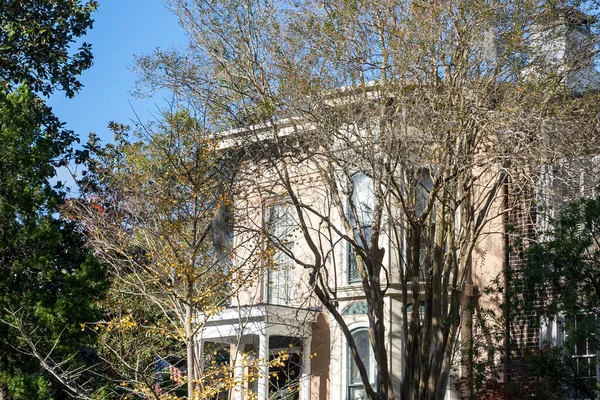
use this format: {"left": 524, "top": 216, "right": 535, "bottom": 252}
{"left": 347, "top": 329, "right": 376, "bottom": 399}
{"left": 348, "top": 173, "right": 374, "bottom": 284}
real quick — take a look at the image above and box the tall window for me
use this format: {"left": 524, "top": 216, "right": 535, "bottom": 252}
{"left": 347, "top": 329, "right": 376, "bottom": 400}
{"left": 565, "top": 314, "right": 599, "bottom": 399}
{"left": 348, "top": 173, "right": 374, "bottom": 284}
{"left": 415, "top": 169, "right": 433, "bottom": 219}
{"left": 414, "top": 169, "right": 435, "bottom": 281}
{"left": 267, "top": 202, "right": 295, "bottom": 305}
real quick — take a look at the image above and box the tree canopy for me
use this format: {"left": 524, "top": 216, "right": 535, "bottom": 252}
{"left": 0, "top": 85, "right": 108, "bottom": 399}
{"left": 133, "top": 0, "right": 600, "bottom": 399}
{"left": 0, "top": 1, "right": 107, "bottom": 398}
{"left": 0, "top": 0, "right": 98, "bottom": 97}
{"left": 69, "top": 112, "right": 265, "bottom": 399}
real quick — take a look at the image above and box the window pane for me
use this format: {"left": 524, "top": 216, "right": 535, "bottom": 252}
{"left": 268, "top": 203, "right": 295, "bottom": 305}
{"left": 351, "top": 174, "right": 374, "bottom": 228}
{"left": 415, "top": 169, "right": 435, "bottom": 283}
{"left": 348, "top": 251, "right": 361, "bottom": 284}
{"left": 589, "top": 337, "right": 597, "bottom": 354}
{"left": 415, "top": 169, "right": 433, "bottom": 218}
{"left": 348, "top": 387, "right": 368, "bottom": 400}
{"left": 348, "top": 227, "right": 371, "bottom": 284}
{"left": 268, "top": 243, "right": 293, "bottom": 304}
{"left": 348, "top": 174, "right": 373, "bottom": 285}
{"left": 565, "top": 313, "right": 598, "bottom": 397}
{"left": 348, "top": 330, "right": 373, "bottom": 386}
{"left": 270, "top": 203, "right": 295, "bottom": 239}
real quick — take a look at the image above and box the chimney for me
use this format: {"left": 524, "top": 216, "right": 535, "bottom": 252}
{"left": 526, "top": 7, "right": 599, "bottom": 93}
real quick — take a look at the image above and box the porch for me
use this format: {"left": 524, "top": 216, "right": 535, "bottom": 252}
{"left": 199, "top": 304, "right": 319, "bottom": 400}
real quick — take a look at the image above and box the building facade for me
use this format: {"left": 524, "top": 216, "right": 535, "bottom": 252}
{"left": 194, "top": 10, "right": 599, "bottom": 400}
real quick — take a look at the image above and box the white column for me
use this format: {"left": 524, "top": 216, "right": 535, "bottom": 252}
{"left": 234, "top": 346, "right": 243, "bottom": 400}
{"left": 301, "top": 336, "right": 312, "bottom": 400}
{"left": 258, "top": 333, "right": 269, "bottom": 400}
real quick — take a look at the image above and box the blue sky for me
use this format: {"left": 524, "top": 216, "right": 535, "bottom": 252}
{"left": 47, "top": 1, "right": 187, "bottom": 146}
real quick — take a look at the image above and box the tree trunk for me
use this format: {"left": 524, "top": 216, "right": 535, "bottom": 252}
{"left": 186, "top": 303, "right": 195, "bottom": 399}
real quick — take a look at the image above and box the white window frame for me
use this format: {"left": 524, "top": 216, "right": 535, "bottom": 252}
{"left": 265, "top": 200, "right": 295, "bottom": 305}
{"left": 539, "top": 314, "right": 565, "bottom": 347}
{"left": 416, "top": 169, "right": 435, "bottom": 278}
{"left": 346, "top": 173, "right": 375, "bottom": 285}
{"left": 564, "top": 313, "right": 600, "bottom": 400}
{"left": 346, "top": 328, "right": 376, "bottom": 400}
{"left": 401, "top": 168, "right": 435, "bottom": 283}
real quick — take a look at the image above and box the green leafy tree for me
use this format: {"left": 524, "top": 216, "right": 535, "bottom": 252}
{"left": 0, "top": 0, "right": 98, "bottom": 97}
{"left": 0, "top": 1, "right": 105, "bottom": 398}
{"left": 511, "top": 192, "right": 600, "bottom": 398}
{"left": 0, "top": 85, "right": 108, "bottom": 399}
{"left": 525, "top": 194, "right": 600, "bottom": 320}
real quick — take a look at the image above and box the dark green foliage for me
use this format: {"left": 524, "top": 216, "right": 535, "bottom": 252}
{"left": 0, "top": 2, "right": 105, "bottom": 397}
{"left": 0, "top": 0, "right": 98, "bottom": 97}
{"left": 514, "top": 192, "right": 600, "bottom": 398}
{"left": 0, "top": 85, "right": 108, "bottom": 399}
{"left": 456, "top": 347, "right": 568, "bottom": 399}
{"left": 524, "top": 195, "right": 600, "bottom": 318}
